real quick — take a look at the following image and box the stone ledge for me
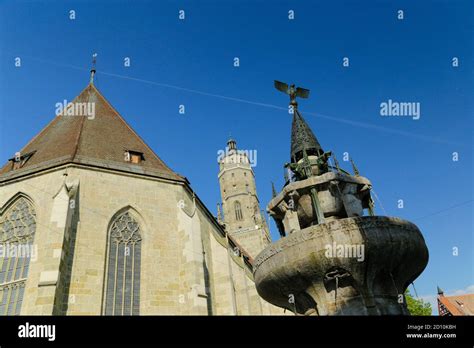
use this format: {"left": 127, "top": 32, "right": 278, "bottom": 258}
{"left": 38, "top": 270, "right": 59, "bottom": 287}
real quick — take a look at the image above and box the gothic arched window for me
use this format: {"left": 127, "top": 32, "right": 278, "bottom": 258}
{"left": 104, "top": 211, "right": 142, "bottom": 315}
{"left": 0, "top": 196, "right": 36, "bottom": 316}
{"left": 234, "top": 201, "right": 243, "bottom": 221}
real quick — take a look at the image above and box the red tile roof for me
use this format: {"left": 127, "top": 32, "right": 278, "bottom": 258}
{"left": 438, "top": 294, "right": 474, "bottom": 315}
{"left": 0, "top": 83, "right": 185, "bottom": 183}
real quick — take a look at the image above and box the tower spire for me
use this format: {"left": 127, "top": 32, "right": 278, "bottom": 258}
{"left": 273, "top": 80, "right": 324, "bottom": 163}
{"left": 90, "top": 53, "right": 97, "bottom": 84}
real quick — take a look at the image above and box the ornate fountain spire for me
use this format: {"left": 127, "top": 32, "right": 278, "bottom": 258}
{"left": 291, "top": 109, "right": 324, "bottom": 163}
{"left": 273, "top": 80, "right": 324, "bottom": 163}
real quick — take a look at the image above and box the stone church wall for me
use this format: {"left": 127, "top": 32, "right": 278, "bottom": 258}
{"left": 0, "top": 164, "right": 283, "bottom": 315}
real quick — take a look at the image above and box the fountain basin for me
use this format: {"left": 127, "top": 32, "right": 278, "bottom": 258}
{"left": 253, "top": 216, "right": 429, "bottom": 315}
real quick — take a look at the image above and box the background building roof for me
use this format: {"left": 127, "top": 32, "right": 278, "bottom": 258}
{"left": 438, "top": 293, "right": 474, "bottom": 315}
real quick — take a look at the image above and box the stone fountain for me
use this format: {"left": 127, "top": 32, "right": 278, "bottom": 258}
{"left": 253, "top": 81, "right": 429, "bottom": 315}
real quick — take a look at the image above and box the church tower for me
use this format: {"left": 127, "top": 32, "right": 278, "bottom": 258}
{"left": 217, "top": 139, "right": 271, "bottom": 258}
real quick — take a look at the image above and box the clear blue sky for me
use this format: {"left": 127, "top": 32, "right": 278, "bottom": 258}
{"left": 0, "top": 0, "right": 472, "bottom": 313}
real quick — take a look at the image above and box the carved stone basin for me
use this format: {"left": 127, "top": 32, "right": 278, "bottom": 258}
{"left": 253, "top": 216, "right": 429, "bottom": 315}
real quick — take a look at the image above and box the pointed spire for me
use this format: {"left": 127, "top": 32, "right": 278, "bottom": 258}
{"left": 271, "top": 182, "right": 277, "bottom": 198}
{"left": 350, "top": 157, "right": 360, "bottom": 176}
{"left": 273, "top": 80, "right": 321, "bottom": 164}
{"left": 90, "top": 53, "right": 97, "bottom": 84}
{"left": 437, "top": 286, "right": 444, "bottom": 295}
{"left": 291, "top": 109, "right": 324, "bottom": 163}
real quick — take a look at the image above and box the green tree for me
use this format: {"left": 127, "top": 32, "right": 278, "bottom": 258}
{"left": 405, "top": 289, "right": 432, "bottom": 315}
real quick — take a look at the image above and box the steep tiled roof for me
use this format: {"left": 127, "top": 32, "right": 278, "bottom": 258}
{"left": 438, "top": 294, "right": 474, "bottom": 315}
{"left": 0, "top": 83, "right": 185, "bottom": 183}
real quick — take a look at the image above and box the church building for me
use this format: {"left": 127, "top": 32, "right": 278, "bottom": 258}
{"left": 0, "top": 73, "right": 281, "bottom": 315}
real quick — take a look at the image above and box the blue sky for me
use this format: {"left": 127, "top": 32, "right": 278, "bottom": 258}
{"left": 0, "top": 0, "right": 472, "bottom": 313}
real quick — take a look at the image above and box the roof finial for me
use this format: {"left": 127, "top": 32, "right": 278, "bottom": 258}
{"left": 90, "top": 53, "right": 97, "bottom": 84}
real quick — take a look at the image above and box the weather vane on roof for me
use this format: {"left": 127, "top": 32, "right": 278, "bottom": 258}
{"left": 274, "top": 80, "right": 310, "bottom": 109}
{"left": 90, "top": 53, "right": 98, "bottom": 84}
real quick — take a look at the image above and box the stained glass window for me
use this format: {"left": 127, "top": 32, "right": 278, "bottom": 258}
{"left": 104, "top": 211, "right": 141, "bottom": 315}
{"left": 0, "top": 197, "right": 36, "bottom": 316}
